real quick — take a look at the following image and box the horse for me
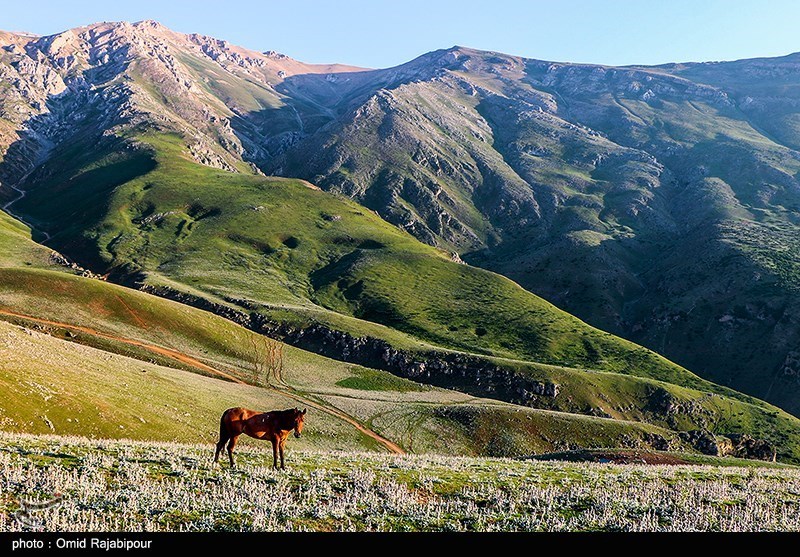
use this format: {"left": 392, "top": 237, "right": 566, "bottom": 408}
{"left": 215, "top": 407, "right": 306, "bottom": 469}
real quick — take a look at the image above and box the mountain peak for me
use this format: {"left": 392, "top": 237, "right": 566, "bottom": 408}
{"left": 133, "top": 19, "right": 166, "bottom": 29}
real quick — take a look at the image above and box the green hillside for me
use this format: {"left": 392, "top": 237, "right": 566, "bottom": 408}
{"left": 0, "top": 209, "right": 716, "bottom": 458}
{"left": 0, "top": 320, "right": 374, "bottom": 450}
{"left": 15, "top": 133, "right": 738, "bottom": 387}
{"left": 5, "top": 261, "right": 800, "bottom": 459}
{"left": 3, "top": 134, "right": 800, "bottom": 461}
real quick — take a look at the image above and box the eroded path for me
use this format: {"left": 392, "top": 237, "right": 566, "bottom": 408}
{"left": 0, "top": 308, "right": 405, "bottom": 454}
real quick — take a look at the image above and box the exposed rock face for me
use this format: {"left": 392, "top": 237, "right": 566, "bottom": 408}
{"left": 48, "top": 250, "right": 105, "bottom": 279}
{"left": 678, "top": 430, "right": 722, "bottom": 456}
{"left": 677, "top": 430, "right": 777, "bottom": 461}
{"left": 722, "top": 434, "right": 778, "bottom": 462}
{"left": 643, "top": 433, "right": 673, "bottom": 452}
{"left": 0, "top": 20, "right": 365, "bottom": 186}
{"left": 647, "top": 387, "right": 719, "bottom": 429}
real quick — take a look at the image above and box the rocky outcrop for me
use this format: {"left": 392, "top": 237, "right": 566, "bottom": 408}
{"left": 0, "top": 20, "right": 299, "bottom": 183}
{"left": 677, "top": 430, "right": 777, "bottom": 461}
{"left": 137, "top": 284, "right": 251, "bottom": 327}
{"left": 720, "top": 434, "right": 778, "bottom": 462}
{"left": 643, "top": 432, "right": 673, "bottom": 451}
{"left": 49, "top": 251, "right": 106, "bottom": 279}
{"left": 257, "top": 314, "right": 562, "bottom": 408}
{"left": 137, "top": 282, "right": 561, "bottom": 409}
{"left": 647, "top": 387, "right": 718, "bottom": 420}
{"left": 678, "top": 430, "right": 720, "bottom": 456}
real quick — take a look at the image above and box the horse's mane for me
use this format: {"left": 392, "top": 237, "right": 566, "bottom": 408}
{"left": 271, "top": 408, "right": 300, "bottom": 416}
{"left": 267, "top": 408, "right": 301, "bottom": 420}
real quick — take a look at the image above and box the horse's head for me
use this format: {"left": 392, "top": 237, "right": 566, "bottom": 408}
{"left": 293, "top": 408, "right": 307, "bottom": 438}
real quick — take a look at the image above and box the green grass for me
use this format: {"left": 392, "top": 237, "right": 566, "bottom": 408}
{"left": 335, "top": 366, "right": 429, "bottom": 392}
{"left": 15, "top": 133, "right": 749, "bottom": 388}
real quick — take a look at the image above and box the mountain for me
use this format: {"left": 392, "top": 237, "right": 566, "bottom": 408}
{"left": 268, "top": 48, "right": 800, "bottom": 416}
{"left": 6, "top": 208, "right": 690, "bottom": 458}
{"left": 1, "top": 21, "right": 800, "bottom": 460}
{"left": 5, "top": 22, "right": 799, "bottom": 415}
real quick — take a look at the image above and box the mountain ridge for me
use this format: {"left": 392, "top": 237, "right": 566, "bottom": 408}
{"left": 3, "top": 21, "right": 800, "bottom": 418}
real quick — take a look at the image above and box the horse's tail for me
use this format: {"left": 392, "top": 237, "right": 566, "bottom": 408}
{"left": 218, "top": 409, "right": 230, "bottom": 443}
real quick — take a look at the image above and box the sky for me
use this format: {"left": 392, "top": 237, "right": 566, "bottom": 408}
{"left": 2, "top": 0, "right": 799, "bottom": 69}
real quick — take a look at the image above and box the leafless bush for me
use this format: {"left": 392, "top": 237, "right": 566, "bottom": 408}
{"left": 247, "top": 334, "right": 283, "bottom": 386}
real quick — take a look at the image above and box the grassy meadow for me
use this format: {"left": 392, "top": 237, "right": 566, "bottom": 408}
{"left": 1, "top": 434, "right": 799, "bottom": 532}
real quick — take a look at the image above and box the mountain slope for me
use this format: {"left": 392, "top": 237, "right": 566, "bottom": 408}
{"left": 4, "top": 125, "right": 800, "bottom": 461}
{"left": 267, "top": 48, "right": 800, "bottom": 415}
{"left": 7, "top": 131, "right": 720, "bottom": 385}
{"left": 2, "top": 21, "right": 800, "bottom": 423}
{"left": 0, "top": 212, "right": 728, "bottom": 459}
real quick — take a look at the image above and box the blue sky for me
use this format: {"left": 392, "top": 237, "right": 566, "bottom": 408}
{"left": 3, "top": 0, "right": 799, "bottom": 68}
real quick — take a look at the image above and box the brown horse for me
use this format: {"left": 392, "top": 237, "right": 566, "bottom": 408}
{"left": 215, "top": 407, "right": 306, "bottom": 469}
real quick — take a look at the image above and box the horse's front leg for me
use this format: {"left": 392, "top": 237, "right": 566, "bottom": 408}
{"left": 227, "top": 435, "right": 239, "bottom": 468}
{"left": 271, "top": 439, "right": 278, "bottom": 470}
{"left": 280, "top": 439, "right": 286, "bottom": 470}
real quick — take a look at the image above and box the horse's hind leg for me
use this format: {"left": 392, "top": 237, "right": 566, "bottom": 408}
{"left": 214, "top": 435, "right": 228, "bottom": 464}
{"left": 227, "top": 435, "right": 240, "bottom": 468}
{"left": 271, "top": 440, "right": 278, "bottom": 470}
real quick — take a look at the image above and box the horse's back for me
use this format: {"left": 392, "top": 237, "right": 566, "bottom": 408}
{"left": 220, "top": 407, "right": 260, "bottom": 431}
{"left": 222, "top": 407, "right": 257, "bottom": 419}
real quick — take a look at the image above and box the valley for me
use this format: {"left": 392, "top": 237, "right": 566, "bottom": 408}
{"left": 0, "top": 19, "right": 797, "bottom": 504}
{"left": 3, "top": 22, "right": 800, "bottom": 417}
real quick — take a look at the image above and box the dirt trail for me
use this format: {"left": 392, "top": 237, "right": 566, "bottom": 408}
{"left": 276, "top": 388, "right": 405, "bottom": 454}
{"left": 0, "top": 309, "right": 241, "bottom": 380}
{"left": 0, "top": 308, "right": 405, "bottom": 454}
